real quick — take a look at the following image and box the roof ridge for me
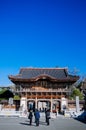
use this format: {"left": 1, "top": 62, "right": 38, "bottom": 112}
{"left": 20, "top": 67, "right": 68, "bottom": 70}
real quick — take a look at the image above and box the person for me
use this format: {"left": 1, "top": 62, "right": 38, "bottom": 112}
{"left": 45, "top": 109, "right": 50, "bottom": 125}
{"left": 28, "top": 110, "right": 33, "bottom": 125}
{"left": 34, "top": 109, "right": 40, "bottom": 126}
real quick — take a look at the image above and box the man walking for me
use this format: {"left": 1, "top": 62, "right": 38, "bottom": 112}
{"left": 34, "top": 109, "right": 40, "bottom": 126}
{"left": 28, "top": 110, "right": 33, "bottom": 125}
{"left": 45, "top": 109, "right": 50, "bottom": 125}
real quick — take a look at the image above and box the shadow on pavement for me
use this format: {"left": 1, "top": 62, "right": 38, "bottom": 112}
{"left": 39, "top": 121, "right": 47, "bottom": 126}
{"left": 20, "top": 122, "right": 36, "bottom": 126}
{"left": 20, "top": 120, "right": 48, "bottom": 126}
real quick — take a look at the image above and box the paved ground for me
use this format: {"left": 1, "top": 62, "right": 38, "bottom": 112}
{"left": 0, "top": 116, "right": 86, "bottom": 130}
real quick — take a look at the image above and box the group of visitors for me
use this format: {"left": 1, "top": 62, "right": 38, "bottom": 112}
{"left": 28, "top": 108, "right": 51, "bottom": 126}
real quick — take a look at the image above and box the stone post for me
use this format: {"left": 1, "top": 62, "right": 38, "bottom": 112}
{"left": 76, "top": 96, "right": 80, "bottom": 113}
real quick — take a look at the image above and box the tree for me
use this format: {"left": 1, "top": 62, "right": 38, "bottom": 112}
{"left": 68, "top": 67, "right": 79, "bottom": 76}
{"left": 69, "top": 88, "right": 84, "bottom": 100}
{"left": 0, "top": 89, "right": 14, "bottom": 100}
{"left": 13, "top": 95, "right": 20, "bottom": 100}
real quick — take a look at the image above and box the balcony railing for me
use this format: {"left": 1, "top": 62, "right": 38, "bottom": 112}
{"left": 16, "top": 88, "right": 71, "bottom": 93}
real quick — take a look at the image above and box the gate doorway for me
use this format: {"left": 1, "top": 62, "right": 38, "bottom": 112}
{"left": 52, "top": 100, "right": 61, "bottom": 113}
{"left": 38, "top": 100, "right": 51, "bottom": 112}
{"left": 27, "top": 100, "right": 35, "bottom": 112}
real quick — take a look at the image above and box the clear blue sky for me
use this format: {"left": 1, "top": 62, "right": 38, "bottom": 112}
{"left": 0, "top": 0, "right": 86, "bottom": 86}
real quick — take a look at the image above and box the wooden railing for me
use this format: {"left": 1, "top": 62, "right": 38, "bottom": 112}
{"left": 16, "top": 88, "right": 70, "bottom": 93}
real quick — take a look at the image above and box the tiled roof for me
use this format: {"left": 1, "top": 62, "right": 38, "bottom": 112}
{"left": 14, "top": 68, "right": 68, "bottom": 79}
{"left": 8, "top": 67, "right": 79, "bottom": 82}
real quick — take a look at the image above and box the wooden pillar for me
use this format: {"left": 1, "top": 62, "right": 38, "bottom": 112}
{"left": 35, "top": 95, "right": 37, "bottom": 109}
{"left": 51, "top": 96, "right": 53, "bottom": 112}
{"left": 25, "top": 91, "right": 27, "bottom": 110}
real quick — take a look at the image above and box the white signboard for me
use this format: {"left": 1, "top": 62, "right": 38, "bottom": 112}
{"left": 9, "top": 98, "right": 13, "bottom": 105}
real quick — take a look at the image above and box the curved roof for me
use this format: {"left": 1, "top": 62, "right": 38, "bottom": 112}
{"left": 8, "top": 67, "right": 79, "bottom": 83}
{"left": 19, "top": 68, "right": 68, "bottom": 79}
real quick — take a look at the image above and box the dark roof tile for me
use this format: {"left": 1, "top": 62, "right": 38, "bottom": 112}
{"left": 18, "top": 68, "right": 68, "bottom": 79}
